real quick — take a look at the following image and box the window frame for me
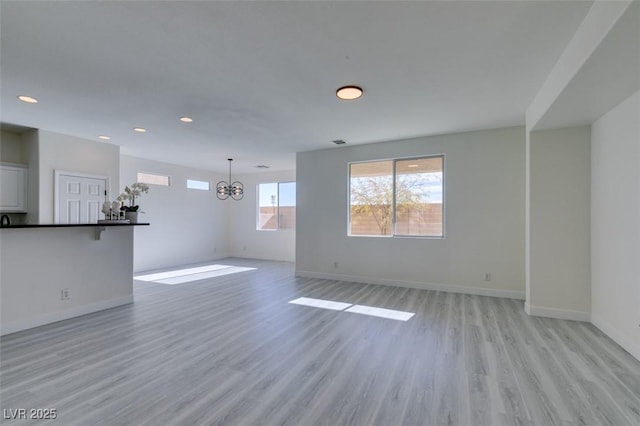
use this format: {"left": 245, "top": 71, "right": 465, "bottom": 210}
{"left": 256, "top": 181, "right": 296, "bottom": 231}
{"left": 348, "top": 154, "right": 445, "bottom": 239}
{"left": 186, "top": 179, "right": 211, "bottom": 191}
{"left": 136, "top": 171, "right": 171, "bottom": 187}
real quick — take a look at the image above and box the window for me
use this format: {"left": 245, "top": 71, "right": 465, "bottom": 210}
{"left": 257, "top": 182, "right": 296, "bottom": 230}
{"left": 258, "top": 183, "right": 278, "bottom": 230}
{"left": 349, "top": 156, "right": 443, "bottom": 237}
{"left": 137, "top": 172, "right": 170, "bottom": 186}
{"left": 187, "top": 179, "right": 210, "bottom": 191}
{"left": 278, "top": 182, "right": 296, "bottom": 229}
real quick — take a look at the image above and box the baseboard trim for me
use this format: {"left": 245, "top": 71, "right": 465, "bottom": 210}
{"left": 1, "top": 295, "right": 134, "bottom": 336}
{"left": 524, "top": 302, "right": 591, "bottom": 322}
{"left": 591, "top": 314, "right": 640, "bottom": 362}
{"left": 295, "top": 270, "right": 524, "bottom": 300}
{"left": 234, "top": 254, "right": 296, "bottom": 263}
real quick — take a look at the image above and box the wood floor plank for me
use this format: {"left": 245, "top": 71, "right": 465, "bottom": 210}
{"left": 2, "top": 258, "right": 639, "bottom": 425}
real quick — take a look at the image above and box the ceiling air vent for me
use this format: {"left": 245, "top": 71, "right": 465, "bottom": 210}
{"left": 333, "top": 139, "right": 346, "bottom": 145}
{"left": 255, "top": 165, "right": 270, "bottom": 169}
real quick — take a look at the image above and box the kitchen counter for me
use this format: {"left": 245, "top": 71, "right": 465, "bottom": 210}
{"left": 1, "top": 222, "right": 149, "bottom": 228}
{"left": 1, "top": 223, "right": 147, "bottom": 335}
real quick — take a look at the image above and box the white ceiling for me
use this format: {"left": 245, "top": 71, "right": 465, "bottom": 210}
{"left": 0, "top": 1, "right": 593, "bottom": 174}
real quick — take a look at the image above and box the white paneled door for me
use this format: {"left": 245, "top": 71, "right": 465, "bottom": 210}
{"left": 56, "top": 173, "right": 107, "bottom": 224}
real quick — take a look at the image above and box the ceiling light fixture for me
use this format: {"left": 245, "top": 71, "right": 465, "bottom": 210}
{"left": 336, "top": 86, "right": 363, "bottom": 100}
{"left": 179, "top": 117, "right": 193, "bottom": 123}
{"left": 17, "top": 95, "right": 38, "bottom": 104}
{"left": 133, "top": 127, "right": 147, "bottom": 133}
{"left": 98, "top": 135, "right": 111, "bottom": 140}
{"left": 216, "top": 159, "right": 244, "bottom": 201}
{"left": 407, "top": 164, "right": 419, "bottom": 168}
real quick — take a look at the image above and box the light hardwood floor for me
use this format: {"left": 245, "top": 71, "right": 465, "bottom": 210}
{"left": 1, "top": 259, "right": 639, "bottom": 425}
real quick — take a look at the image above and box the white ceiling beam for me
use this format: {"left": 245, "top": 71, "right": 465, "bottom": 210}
{"left": 526, "top": 0, "right": 634, "bottom": 131}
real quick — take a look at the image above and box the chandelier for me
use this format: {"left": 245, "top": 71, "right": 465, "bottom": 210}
{"left": 216, "top": 159, "right": 244, "bottom": 200}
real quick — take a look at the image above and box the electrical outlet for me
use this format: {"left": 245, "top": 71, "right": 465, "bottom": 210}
{"left": 61, "top": 289, "right": 70, "bottom": 300}
{"left": 484, "top": 273, "right": 491, "bottom": 282}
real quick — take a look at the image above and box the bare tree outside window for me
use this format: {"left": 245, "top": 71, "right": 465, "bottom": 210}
{"left": 350, "top": 161, "right": 393, "bottom": 235}
{"left": 349, "top": 157, "right": 443, "bottom": 237}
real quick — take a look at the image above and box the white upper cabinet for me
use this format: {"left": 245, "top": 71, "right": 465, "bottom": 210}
{"left": 1, "top": 163, "right": 28, "bottom": 212}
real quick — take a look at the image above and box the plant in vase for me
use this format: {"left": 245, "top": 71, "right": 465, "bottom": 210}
{"left": 117, "top": 182, "right": 149, "bottom": 223}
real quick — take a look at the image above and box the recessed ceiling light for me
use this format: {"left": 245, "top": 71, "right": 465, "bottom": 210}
{"left": 98, "top": 135, "right": 111, "bottom": 140}
{"left": 17, "top": 95, "right": 38, "bottom": 104}
{"left": 179, "top": 117, "right": 193, "bottom": 123}
{"left": 336, "top": 86, "right": 363, "bottom": 100}
{"left": 133, "top": 127, "right": 147, "bottom": 133}
{"left": 407, "top": 164, "right": 419, "bottom": 168}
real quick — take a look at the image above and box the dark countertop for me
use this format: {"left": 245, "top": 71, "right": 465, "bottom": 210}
{"left": 0, "top": 223, "right": 150, "bottom": 229}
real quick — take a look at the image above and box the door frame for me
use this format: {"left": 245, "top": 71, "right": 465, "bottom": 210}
{"left": 54, "top": 170, "right": 110, "bottom": 224}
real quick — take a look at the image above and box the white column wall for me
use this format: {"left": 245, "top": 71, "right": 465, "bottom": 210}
{"left": 526, "top": 126, "right": 591, "bottom": 320}
{"left": 591, "top": 91, "right": 640, "bottom": 360}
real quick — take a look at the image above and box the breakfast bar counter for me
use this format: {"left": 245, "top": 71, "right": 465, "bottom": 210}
{"left": 0, "top": 223, "right": 150, "bottom": 228}
{"left": 0, "top": 223, "right": 148, "bottom": 335}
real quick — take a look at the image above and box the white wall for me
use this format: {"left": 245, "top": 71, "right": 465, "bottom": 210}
{"left": 120, "top": 155, "right": 230, "bottom": 272}
{"left": 0, "top": 226, "right": 134, "bottom": 335}
{"left": 296, "top": 126, "right": 525, "bottom": 298}
{"left": 37, "top": 130, "right": 120, "bottom": 224}
{"left": 227, "top": 170, "right": 296, "bottom": 262}
{"left": 526, "top": 126, "right": 591, "bottom": 321}
{"left": 591, "top": 90, "right": 640, "bottom": 360}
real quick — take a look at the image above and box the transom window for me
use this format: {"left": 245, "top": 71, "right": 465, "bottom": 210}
{"left": 349, "top": 156, "right": 444, "bottom": 237}
{"left": 186, "top": 179, "right": 210, "bottom": 191}
{"left": 137, "top": 172, "right": 170, "bottom": 186}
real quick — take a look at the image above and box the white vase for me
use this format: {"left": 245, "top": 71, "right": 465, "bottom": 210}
{"left": 125, "top": 211, "right": 138, "bottom": 223}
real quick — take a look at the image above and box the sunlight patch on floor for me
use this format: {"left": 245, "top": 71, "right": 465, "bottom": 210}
{"left": 288, "top": 297, "right": 353, "bottom": 311}
{"left": 135, "top": 264, "right": 256, "bottom": 285}
{"left": 288, "top": 297, "right": 414, "bottom": 321}
{"left": 345, "top": 304, "right": 414, "bottom": 321}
